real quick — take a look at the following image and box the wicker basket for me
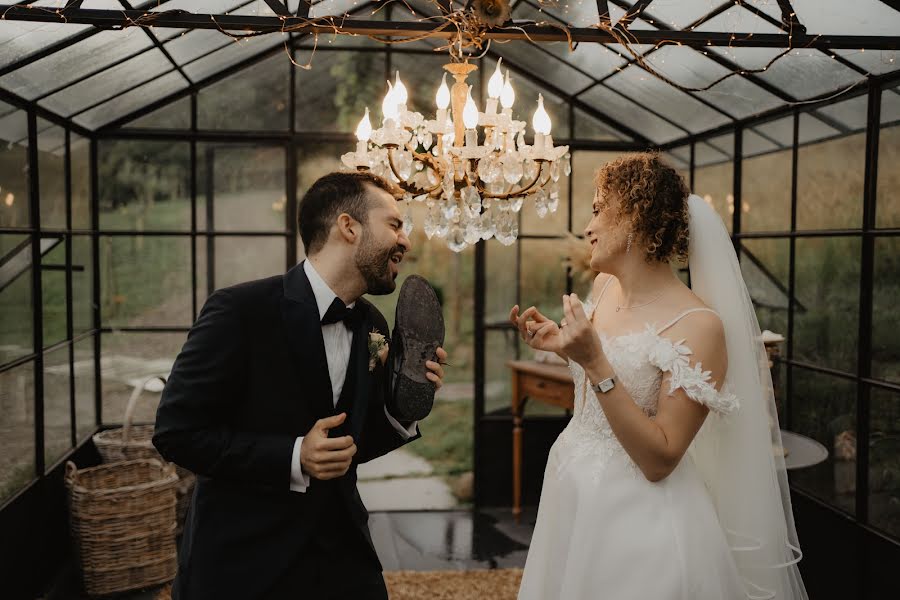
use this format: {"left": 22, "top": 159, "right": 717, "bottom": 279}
{"left": 65, "top": 459, "right": 179, "bottom": 596}
{"left": 93, "top": 376, "right": 195, "bottom": 532}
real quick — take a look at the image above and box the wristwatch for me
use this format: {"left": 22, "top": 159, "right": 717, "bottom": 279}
{"left": 590, "top": 376, "right": 616, "bottom": 394}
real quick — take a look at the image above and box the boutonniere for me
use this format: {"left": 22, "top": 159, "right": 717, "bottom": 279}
{"left": 368, "top": 330, "right": 389, "bottom": 372}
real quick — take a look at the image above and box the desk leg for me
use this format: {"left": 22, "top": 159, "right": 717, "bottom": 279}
{"left": 512, "top": 373, "right": 523, "bottom": 524}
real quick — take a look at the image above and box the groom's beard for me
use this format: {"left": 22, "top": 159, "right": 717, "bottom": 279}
{"left": 356, "top": 230, "right": 402, "bottom": 296}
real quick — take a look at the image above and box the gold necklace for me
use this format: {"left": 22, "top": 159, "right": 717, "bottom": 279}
{"left": 616, "top": 292, "right": 665, "bottom": 312}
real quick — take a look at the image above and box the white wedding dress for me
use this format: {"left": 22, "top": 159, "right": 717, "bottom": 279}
{"left": 519, "top": 195, "right": 808, "bottom": 600}
{"left": 518, "top": 290, "right": 747, "bottom": 600}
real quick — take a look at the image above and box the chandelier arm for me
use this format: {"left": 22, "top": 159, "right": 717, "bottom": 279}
{"left": 385, "top": 146, "right": 431, "bottom": 196}
{"left": 401, "top": 142, "right": 447, "bottom": 195}
{"left": 477, "top": 160, "right": 547, "bottom": 200}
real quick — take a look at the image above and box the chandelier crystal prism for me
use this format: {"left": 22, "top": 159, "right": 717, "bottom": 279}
{"left": 341, "top": 59, "right": 571, "bottom": 252}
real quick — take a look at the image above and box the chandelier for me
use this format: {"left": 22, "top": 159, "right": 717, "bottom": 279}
{"left": 341, "top": 59, "right": 571, "bottom": 252}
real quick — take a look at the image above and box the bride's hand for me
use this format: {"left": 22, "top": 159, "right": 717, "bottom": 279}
{"left": 509, "top": 305, "right": 564, "bottom": 355}
{"left": 558, "top": 294, "right": 605, "bottom": 370}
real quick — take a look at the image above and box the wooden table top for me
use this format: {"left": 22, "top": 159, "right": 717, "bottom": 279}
{"left": 506, "top": 360, "right": 574, "bottom": 384}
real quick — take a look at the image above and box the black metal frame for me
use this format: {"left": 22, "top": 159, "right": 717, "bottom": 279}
{"left": 2, "top": 2, "right": 900, "bottom": 596}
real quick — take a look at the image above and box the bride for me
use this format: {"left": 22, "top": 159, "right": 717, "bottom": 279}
{"left": 510, "top": 153, "right": 808, "bottom": 599}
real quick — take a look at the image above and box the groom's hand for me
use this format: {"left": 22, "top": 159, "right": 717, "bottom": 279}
{"left": 300, "top": 413, "right": 357, "bottom": 480}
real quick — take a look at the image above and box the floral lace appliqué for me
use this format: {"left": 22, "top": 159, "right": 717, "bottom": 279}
{"left": 646, "top": 332, "right": 740, "bottom": 416}
{"left": 551, "top": 303, "right": 739, "bottom": 482}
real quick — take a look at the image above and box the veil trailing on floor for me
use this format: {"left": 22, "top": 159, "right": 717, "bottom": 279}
{"left": 686, "top": 194, "right": 809, "bottom": 600}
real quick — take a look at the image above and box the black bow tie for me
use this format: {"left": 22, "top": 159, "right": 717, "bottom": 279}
{"left": 321, "top": 298, "right": 363, "bottom": 329}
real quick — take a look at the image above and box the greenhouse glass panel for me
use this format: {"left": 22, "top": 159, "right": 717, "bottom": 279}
{"left": 0, "top": 361, "right": 36, "bottom": 505}
{"left": 182, "top": 34, "right": 285, "bottom": 83}
{"left": 641, "top": 46, "right": 782, "bottom": 118}
{"left": 43, "top": 345, "right": 72, "bottom": 471}
{"left": 74, "top": 335, "right": 96, "bottom": 440}
{"left": 162, "top": 29, "right": 233, "bottom": 68}
{"left": 790, "top": 0, "right": 900, "bottom": 36}
{"left": 605, "top": 64, "right": 732, "bottom": 133}
{"left": 0, "top": 234, "right": 33, "bottom": 364}
{"left": 789, "top": 368, "right": 856, "bottom": 515}
{"left": 0, "top": 21, "right": 90, "bottom": 70}
{"left": 0, "top": 106, "right": 29, "bottom": 230}
{"left": 573, "top": 109, "right": 632, "bottom": 141}
{"left": 741, "top": 128, "right": 781, "bottom": 158}
{"left": 127, "top": 96, "right": 192, "bottom": 129}
{"left": 793, "top": 237, "right": 861, "bottom": 371}
{"left": 74, "top": 71, "right": 189, "bottom": 129}
{"left": 716, "top": 47, "right": 864, "bottom": 101}
{"left": 100, "top": 236, "right": 193, "bottom": 328}
{"left": 0, "top": 28, "right": 155, "bottom": 101}
{"left": 740, "top": 238, "right": 789, "bottom": 335}
{"left": 877, "top": 90, "right": 900, "bottom": 229}
{"left": 38, "top": 120, "right": 66, "bottom": 231}
{"left": 873, "top": 237, "right": 900, "bottom": 384}
{"left": 796, "top": 127, "right": 865, "bottom": 231}
{"left": 754, "top": 115, "right": 794, "bottom": 147}
{"left": 198, "top": 53, "right": 290, "bottom": 131}
{"left": 834, "top": 49, "right": 900, "bottom": 76}
{"left": 40, "top": 48, "right": 175, "bottom": 117}
{"left": 495, "top": 41, "right": 594, "bottom": 96}
{"left": 815, "top": 93, "right": 869, "bottom": 133}
{"left": 869, "top": 386, "right": 900, "bottom": 540}
{"left": 640, "top": 0, "right": 728, "bottom": 29}
{"left": 741, "top": 143, "right": 791, "bottom": 232}
{"left": 579, "top": 85, "right": 684, "bottom": 143}
{"left": 797, "top": 113, "right": 841, "bottom": 145}
{"left": 295, "top": 50, "right": 386, "bottom": 133}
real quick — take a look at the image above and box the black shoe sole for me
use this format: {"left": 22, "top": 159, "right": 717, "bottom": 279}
{"left": 389, "top": 275, "right": 445, "bottom": 421}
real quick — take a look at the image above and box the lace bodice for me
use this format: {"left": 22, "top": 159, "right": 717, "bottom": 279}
{"left": 553, "top": 298, "right": 740, "bottom": 479}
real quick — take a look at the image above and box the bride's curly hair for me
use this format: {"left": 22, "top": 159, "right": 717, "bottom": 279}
{"left": 594, "top": 152, "right": 690, "bottom": 263}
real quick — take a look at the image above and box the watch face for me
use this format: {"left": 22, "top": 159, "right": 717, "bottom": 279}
{"left": 599, "top": 378, "right": 615, "bottom": 393}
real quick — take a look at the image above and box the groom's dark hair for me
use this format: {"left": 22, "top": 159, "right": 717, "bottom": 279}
{"left": 298, "top": 171, "right": 395, "bottom": 255}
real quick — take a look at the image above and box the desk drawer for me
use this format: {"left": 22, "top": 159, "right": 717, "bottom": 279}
{"left": 520, "top": 373, "right": 574, "bottom": 408}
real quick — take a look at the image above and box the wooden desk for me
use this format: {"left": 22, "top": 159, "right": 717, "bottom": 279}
{"left": 507, "top": 360, "right": 574, "bottom": 523}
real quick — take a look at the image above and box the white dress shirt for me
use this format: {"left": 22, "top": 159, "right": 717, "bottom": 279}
{"left": 290, "top": 260, "right": 418, "bottom": 492}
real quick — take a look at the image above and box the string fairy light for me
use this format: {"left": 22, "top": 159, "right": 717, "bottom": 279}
{"left": 1, "top": 0, "right": 887, "bottom": 107}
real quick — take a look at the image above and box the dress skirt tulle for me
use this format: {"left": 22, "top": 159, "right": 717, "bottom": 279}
{"left": 518, "top": 435, "right": 747, "bottom": 600}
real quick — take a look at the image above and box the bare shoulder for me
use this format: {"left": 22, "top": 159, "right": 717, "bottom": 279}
{"left": 591, "top": 272, "right": 614, "bottom": 300}
{"left": 663, "top": 285, "right": 725, "bottom": 347}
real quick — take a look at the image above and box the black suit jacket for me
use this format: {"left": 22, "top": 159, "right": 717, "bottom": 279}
{"left": 153, "top": 261, "right": 420, "bottom": 599}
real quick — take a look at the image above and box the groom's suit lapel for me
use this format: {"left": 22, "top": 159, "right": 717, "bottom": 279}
{"left": 281, "top": 261, "right": 335, "bottom": 420}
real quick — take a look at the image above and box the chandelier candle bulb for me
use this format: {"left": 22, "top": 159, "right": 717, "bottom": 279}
{"left": 486, "top": 59, "right": 504, "bottom": 115}
{"left": 463, "top": 86, "right": 479, "bottom": 148}
{"left": 355, "top": 108, "right": 371, "bottom": 159}
{"left": 393, "top": 71, "right": 409, "bottom": 116}
{"left": 501, "top": 71, "right": 515, "bottom": 111}
{"left": 435, "top": 73, "right": 450, "bottom": 124}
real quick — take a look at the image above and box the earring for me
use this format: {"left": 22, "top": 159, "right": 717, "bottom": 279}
{"left": 626, "top": 232, "right": 633, "bottom": 254}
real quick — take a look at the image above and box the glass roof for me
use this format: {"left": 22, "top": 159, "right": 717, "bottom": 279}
{"left": 0, "top": 0, "right": 896, "bottom": 142}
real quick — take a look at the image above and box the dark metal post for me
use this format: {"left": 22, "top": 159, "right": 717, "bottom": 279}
{"left": 90, "top": 138, "right": 101, "bottom": 426}
{"left": 64, "top": 128, "right": 76, "bottom": 447}
{"left": 205, "top": 145, "right": 215, "bottom": 295}
{"left": 473, "top": 238, "right": 486, "bottom": 505}
{"left": 190, "top": 92, "right": 198, "bottom": 320}
{"left": 785, "top": 111, "right": 799, "bottom": 432}
{"left": 27, "top": 111, "right": 45, "bottom": 475}
{"left": 856, "top": 81, "right": 881, "bottom": 524}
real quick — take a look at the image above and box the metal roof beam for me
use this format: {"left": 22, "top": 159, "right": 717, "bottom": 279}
{"left": 119, "top": 0, "right": 194, "bottom": 86}
{"left": 1, "top": 6, "right": 897, "bottom": 49}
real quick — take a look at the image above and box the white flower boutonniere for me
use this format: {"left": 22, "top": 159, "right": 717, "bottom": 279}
{"left": 368, "top": 331, "right": 389, "bottom": 372}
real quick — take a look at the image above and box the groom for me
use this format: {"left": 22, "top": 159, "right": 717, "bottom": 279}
{"left": 153, "top": 171, "right": 447, "bottom": 600}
